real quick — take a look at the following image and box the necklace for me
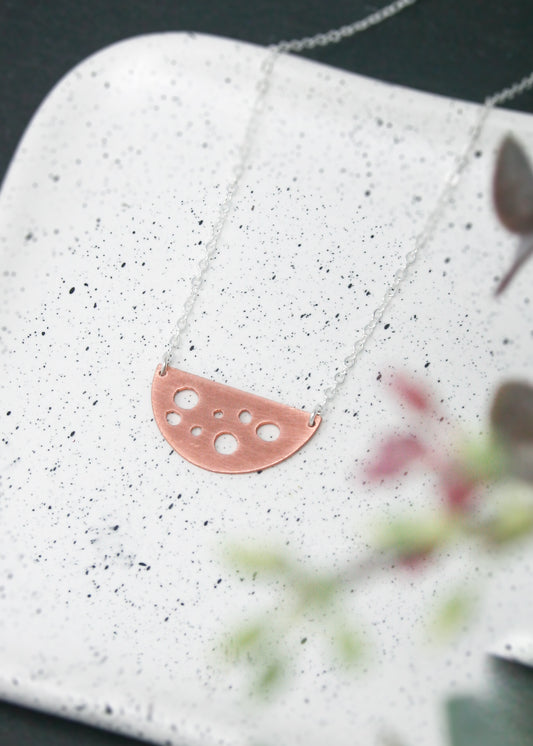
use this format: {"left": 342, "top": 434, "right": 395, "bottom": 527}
{"left": 151, "top": 2, "right": 533, "bottom": 475}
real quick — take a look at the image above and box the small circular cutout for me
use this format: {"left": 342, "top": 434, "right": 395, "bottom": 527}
{"left": 256, "top": 423, "right": 280, "bottom": 441}
{"left": 214, "top": 433, "right": 238, "bottom": 455}
{"left": 191, "top": 426, "right": 202, "bottom": 437}
{"left": 239, "top": 409, "right": 252, "bottom": 424}
{"left": 174, "top": 389, "right": 198, "bottom": 409}
{"left": 166, "top": 411, "right": 181, "bottom": 426}
{"left": 213, "top": 409, "right": 223, "bottom": 419}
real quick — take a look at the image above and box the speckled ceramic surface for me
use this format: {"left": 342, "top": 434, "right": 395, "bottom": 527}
{"left": 1, "top": 32, "right": 533, "bottom": 746}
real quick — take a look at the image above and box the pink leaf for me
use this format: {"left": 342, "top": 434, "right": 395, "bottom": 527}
{"left": 393, "top": 374, "right": 432, "bottom": 413}
{"left": 439, "top": 464, "right": 477, "bottom": 511}
{"left": 366, "top": 435, "right": 426, "bottom": 480}
{"left": 399, "top": 550, "right": 433, "bottom": 570}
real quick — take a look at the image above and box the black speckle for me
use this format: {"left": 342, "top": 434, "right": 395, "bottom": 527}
{"left": 6, "top": 411, "right": 11, "bottom": 416}
{"left": 104, "top": 705, "right": 113, "bottom": 715}
{"left": 69, "top": 431, "right": 75, "bottom": 438}
{"left": 112, "top": 525, "right": 119, "bottom": 531}
{"left": 121, "top": 262, "right": 126, "bottom": 268}
{"left": 424, "top": 361, "right": 430, "bottom": 368}
{"left": 69, "top": 287, "right": 75, "bottom": 294}
{"left": 300, "top": 637, "right": 307, "bottom": 644}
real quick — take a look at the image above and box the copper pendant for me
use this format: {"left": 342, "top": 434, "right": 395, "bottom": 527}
{"left": 151, "top": 365, "right": 321, "bottom": 474}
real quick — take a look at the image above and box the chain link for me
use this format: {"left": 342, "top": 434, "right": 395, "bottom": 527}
{"left": 274, "top": 0, "right": 418, "bottom": 53}
{"left": 160, "top": 48, "right": 281, "bottom": 375}
{"left": 160, "top": 0, "right": 420, "bottom": 374}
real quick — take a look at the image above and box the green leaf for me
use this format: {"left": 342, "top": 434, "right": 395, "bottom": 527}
{"left": 482, "top": 496, "right": 533, "bottom": 545}
{"left": 296, "top": 574, "right": 339, "bottom": 609}
{"left": 230, "top": 622, "right": 266, "bottom": 656}
{"left": 225, "top": 544, "right": 291, "bottom": 575}
{"left": 460, "top": 434, "right": 508, "bottom": 482}
{"left": 334, "top": 624, "right": 363, "bottom": 665}
{"left": 432, "top": 589, "right": 474, "bottom": 638}
{"left": 256, "top": 659, "right": 284, "bottom": 693}
{"left": 376, "top": 514, "right": 454, "bottom": 559}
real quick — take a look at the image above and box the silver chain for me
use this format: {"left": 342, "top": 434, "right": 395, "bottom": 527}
{"left": 307, "top": 69, "right": 533, "bottom": 424}
{"left": 274, "top": 0, "right": 418, "bottom": 53}
{"left": 160, "top": 0, "right": 419, "bottom": 376}
{"left": 159, "top": 4, "right": 533, "bottom": 426}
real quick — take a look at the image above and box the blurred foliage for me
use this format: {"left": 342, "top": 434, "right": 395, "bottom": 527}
{"left": 223, "top": 542, "right": 364, "bottom": 692}
{"left": 430, "top": 588, "right": 475, "bottom": 639}
{"left": 221, "top": 137, "right": 533, "bottom": 723}
{"left": 223, "top": 376, "right": 533, "bottom": 694}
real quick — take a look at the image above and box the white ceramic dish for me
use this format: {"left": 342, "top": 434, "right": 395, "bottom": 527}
{"left": 1, "top": 32, "right": 533, "bottom": 746}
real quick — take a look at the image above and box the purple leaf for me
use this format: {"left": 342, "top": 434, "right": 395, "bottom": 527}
{"left": 491, "top": 381, "right": 533, "bottom": 443}
{"left": 495, "top": 234, "right": 533, "bottom": 295}
{"left": 490, "top": 381, "right": 533, "bottom": 484}
{"left": 493, "top": 135, "right": 533, "bottom": 235}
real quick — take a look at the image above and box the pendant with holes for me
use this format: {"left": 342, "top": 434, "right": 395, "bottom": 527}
{"left": 151, "top": 364, "right": 321, "bottom": 473}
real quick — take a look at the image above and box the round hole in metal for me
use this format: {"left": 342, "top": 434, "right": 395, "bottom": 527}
{"left": 256, "top": 423, "right": 280, "bottom": 441}
{"left": 166, "top": 411, "right": 181, "bottom": 426}
{"left": 239, "top": 409, "right": 252, "bottom": 424}
{"left": 214, "top": 432, "right": 238, "bottom": 454}
{"left": 174, "top": 389, "right": 199, "bottom": 409}
{"left": 152, "top": 365, "right": 322, "bottom": 473}
{"left": 213, "top": 409, "right": 223, "bottom": 418}
{"left": 191, "top": 426, "right": 202, "bottom": 437}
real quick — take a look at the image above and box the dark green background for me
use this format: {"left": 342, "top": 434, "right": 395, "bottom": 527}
{"left": 1, "top": 0, "right": 533, "bottom": 182}
{"left": 0, "top": 0, "right": 532, "bottom": 743}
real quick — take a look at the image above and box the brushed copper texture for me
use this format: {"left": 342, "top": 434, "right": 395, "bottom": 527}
{"left": 151, "top": 364, "right": 321, "bottom": 474}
